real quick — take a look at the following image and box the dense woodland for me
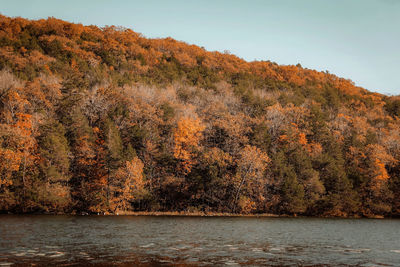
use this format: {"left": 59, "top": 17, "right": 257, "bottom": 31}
{"left": 0, "top": 15, "right": 400, "bottom": 217}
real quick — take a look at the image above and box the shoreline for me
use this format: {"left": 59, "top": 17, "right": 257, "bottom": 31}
{"left": 108, "top": 211, "right": 283, "bottom": 217}
{"left": 1, "top": 211, "right": 390, "bottom": 219}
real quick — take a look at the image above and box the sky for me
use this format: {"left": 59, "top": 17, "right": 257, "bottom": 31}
{"left": 1, "top": 0, "right": 399, "bottom": 95}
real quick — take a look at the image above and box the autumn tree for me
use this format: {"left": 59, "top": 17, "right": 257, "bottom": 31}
{"left": 110, "top": 157, "right": 146, "bottom": 212}
{"left": 1, "top": 15, "right": 400, "bottom": 217}
{"left": 173, "top": 117, "right": 205, "bottom": 174}
{"left": 232, "top": 145, "right": 270, "bottom": 213}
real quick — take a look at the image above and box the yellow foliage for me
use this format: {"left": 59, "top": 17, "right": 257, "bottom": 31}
{"left": 173, "top": 117, "right": 205, "bottom": 174}
{"left": 373, "top": 158, "right": 389, "bottom": 181}
{"left": 237, "top": 145, "right": 270, "bottom": 178}
{"left": 111, "top": 157, "right": 145, "bottom": 211}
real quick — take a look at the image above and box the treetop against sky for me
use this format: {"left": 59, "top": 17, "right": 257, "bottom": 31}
{"left": 1, "top": 0, "right": 399, "bottom": 95}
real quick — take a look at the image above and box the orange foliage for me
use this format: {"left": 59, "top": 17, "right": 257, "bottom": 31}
{"left": 234, "top": 145, "right": 270, "bottom": 213}
{"left": 0, "top": 112, "right": 37, "bottom": 189}
{"left": 1, "top": 15, "right": 400, "bottom": 216}
{"left": 279, "top": 123, "right": 319, "bottom": 155}
{"left": 366, "top": 144, "right": 397, "bottom": 186}
{"left": 112, "top": 157, "right": 145, "bottom": 211}
{"left": 173, "top": 117, "right": 205, "bottom": 174}
{"left": 0, "top": 14, "right": 387, "bottom": 105}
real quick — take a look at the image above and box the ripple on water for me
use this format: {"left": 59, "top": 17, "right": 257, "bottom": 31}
{"left": 158, "top": 259, "right": 172, "bottom": 263}
{"left": 48, "top": 251, "right": 65, "bottom": 258}
{"left": 176, "top": 244, "right": 191, "bottom": 250}
{"left": 186, "top": 257, "right": 199, "bottom": 262}
{"left": 269, "top": 247, "right": 284, "bottom": 251}
{"left": 361, "top": 263, "right": 394, "bottom": 267}
{"left": 44, "top": 246, "right": 59, "bottom": 249}
{"left": 1, "top": 216, "right": 400, "bottom": 266}
{"left": 139, "top": 243, "right": 155, "bottom": 248}
{"left": 224, "top": 260, "right": 239, "bottom": 265}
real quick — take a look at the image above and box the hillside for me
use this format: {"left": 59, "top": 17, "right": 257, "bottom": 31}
{"left": 0, "top": 15, "right": 399, "bottom": 216}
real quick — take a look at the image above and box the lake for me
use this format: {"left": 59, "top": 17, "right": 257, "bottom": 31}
{"left": 0, "top": 215, "right": 399, "bottom": 266}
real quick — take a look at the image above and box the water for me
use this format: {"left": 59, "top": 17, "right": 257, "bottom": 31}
{"left": 0, "top": 215, "right": 399, "bottom": 266}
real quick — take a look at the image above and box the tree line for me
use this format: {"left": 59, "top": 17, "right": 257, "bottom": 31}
{"left": 0, "top": 15, "right": 400, "bottom": 216}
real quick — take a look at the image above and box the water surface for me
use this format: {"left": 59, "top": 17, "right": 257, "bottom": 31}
{"left": 0, "top": 215, "right": 399, "bottom": 266}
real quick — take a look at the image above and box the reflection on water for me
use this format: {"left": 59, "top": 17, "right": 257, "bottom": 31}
{"left": 0, "top": 215, "right": 399, "bottom": 266}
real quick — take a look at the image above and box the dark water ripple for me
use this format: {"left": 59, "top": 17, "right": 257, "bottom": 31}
{"left": 0, "top": 215, "right": 399, "bottom": 266}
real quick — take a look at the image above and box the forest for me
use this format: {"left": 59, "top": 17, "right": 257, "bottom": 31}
{"left": 0, "top": 15, "right": 400, "bottom": 217}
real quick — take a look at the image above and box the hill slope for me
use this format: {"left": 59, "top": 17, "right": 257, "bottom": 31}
{"left": 1, "top": 15, "right": 400, "bottom": 216}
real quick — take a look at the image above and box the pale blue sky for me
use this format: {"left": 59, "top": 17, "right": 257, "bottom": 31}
{"left": 1, "top": 0, "right": 399, "bottom": 95}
